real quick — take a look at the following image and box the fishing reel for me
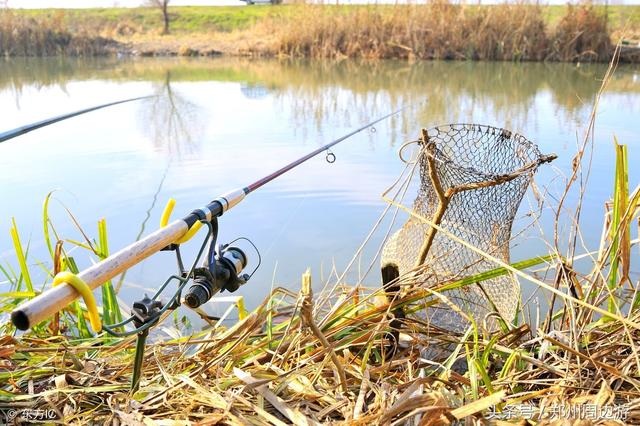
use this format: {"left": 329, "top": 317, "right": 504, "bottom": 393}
{"left": 184, "top": 243, "right": 250, "bottom": 308}
{"left": 100, "top": 216, "right": 259, "bottom": 391}
{"left": 179, "top": 216, "right": 260, "bottom": 310}
{"left": 102, "top": 218, "right": 260, "bottom": 338}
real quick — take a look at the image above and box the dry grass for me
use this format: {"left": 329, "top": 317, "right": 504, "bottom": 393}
{"left": 549, "top": 4, "right": 612, "bottom": 62}
{"left": 269, "top": 3, "right": 616, "bottom": 62}
{"left": 0, "top": 10, "right": 113, "bottom": 56}
{"left": 3, "top": 234, "right": 640, "bottom": 424}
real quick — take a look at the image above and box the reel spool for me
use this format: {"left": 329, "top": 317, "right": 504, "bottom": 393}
{"left": 184, "top": 244, "right": 250, "bottom": 309}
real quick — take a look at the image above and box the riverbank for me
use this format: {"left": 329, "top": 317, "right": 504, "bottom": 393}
{"left": 3, "top": 113, "right": 640, "bottom": 423}
{"left": 2, "top": 4, "right": 639, "bottom": 61}
{"left": 1, "top": 39, "right": 639, "bottom": 423}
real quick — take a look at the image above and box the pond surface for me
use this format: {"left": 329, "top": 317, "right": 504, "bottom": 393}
{"left": 0, "top": 57, "right": 639, "bottom": 325}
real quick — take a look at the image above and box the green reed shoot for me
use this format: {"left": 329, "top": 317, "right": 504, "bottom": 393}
{"left": 97, "top": 218, "right": 123, "bottom": 331}
{"left": 9, "top": 218, "right": 33, "bottom": 293}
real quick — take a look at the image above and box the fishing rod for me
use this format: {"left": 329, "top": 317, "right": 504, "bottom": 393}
{"left": 11, "top": 107, "right": 405, "bottom": 334}
{"left": 0, "top": 96, "right": 152, "bottom": 144}
{"left": 11, "top": 106, "right": 405, "bottom": 391}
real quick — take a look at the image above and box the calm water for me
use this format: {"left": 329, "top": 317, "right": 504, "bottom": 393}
{"left": 0, "top": 57, "right": 638, "bottom": 323}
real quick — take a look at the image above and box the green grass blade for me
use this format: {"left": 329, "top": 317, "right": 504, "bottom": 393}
{"left": 498, "top": 350, "right": 520, "bottom": 380}
{"left": 42, "top": 191, "right": 55, "bottom": 259}
{"left": 72, "top": 302, "right": 92, "bottom": 338}
{"left": 0, "top": 262, "right": 18, "bottom": 285}
{"left": 63, "top": 256, "right": 79, "bottom": 274}
{"left": 474, "top": 358, "right": 495, "bottom": 394}
{"left": 482, "top": 334, "right": 500, "bottom": 367}
{"left": 62, "top": 239, "right": 95, "bottom": 251}
{"left": 0, "top": 291, "right": 37, "bottom": 298}
{"left": 608, "top": 138, "right": 628, "bottom": 312}
{"left": 98, "top": 219, "right": 123, "bottom": 329}
{"left": 439, "top": 254, "right": 556, "bottom": 293}
{"left": 466, "top": 345, "right": 479, "bottom": 400}
{"left": 10, "top": 217, "right": 33, "bottom": 292}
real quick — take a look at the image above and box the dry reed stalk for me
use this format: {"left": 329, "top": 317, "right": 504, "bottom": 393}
{"left": 0, "top": 10, "right": 113, "bottom": 56}
{"left": 299, "top": 269, "right": 348, "bottom": 394}
{"left": 269, "top": 3, "right": 614, "bottom": 62}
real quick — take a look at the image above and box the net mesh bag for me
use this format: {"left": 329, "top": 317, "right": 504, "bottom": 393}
{"left": 382, "top": 124, "right": 553, "bottom": 335}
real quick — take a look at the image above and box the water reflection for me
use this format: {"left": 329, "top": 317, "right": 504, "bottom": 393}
{"left": 1, "top": 57, "right": 637, "bottom": 130}
{"left": 240, "top": 83, "right": 271, "bottom": 100}
{"left": 139, "top": 70, "right": 203, "bottom": 156}
{"left": 0, "top": 57, "right": 638, "bottom": 312}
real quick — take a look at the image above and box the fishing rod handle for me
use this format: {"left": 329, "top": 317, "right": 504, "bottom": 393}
{"left": 11, "top": 220, "right": 188, "bottom": 331}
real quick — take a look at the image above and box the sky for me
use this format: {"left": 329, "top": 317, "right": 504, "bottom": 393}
{"left": 5, "top": 0, "right": 640, "bottom": 7}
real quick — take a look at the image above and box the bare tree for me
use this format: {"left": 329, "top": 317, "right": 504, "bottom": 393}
{"left": 140, "top": 70, "right": 204, "bottom": 157}
{"left": 146, "top": 0, "right": 170, "bottom": 35}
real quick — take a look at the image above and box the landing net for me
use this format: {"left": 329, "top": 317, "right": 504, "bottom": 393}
{"left": 382, "top": 124, "right": 551, "bottom": 334}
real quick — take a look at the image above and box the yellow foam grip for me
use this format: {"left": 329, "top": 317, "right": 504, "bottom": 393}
{"left": 160, "top": 198, "right": 202, "bottom": 244}
{"left": 53, "top": 271, "right": 102, "bottom": 333}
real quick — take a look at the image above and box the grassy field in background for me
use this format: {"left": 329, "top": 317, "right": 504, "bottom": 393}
{"left": 3, "top": 4, "right": 639, "bottom": 59}
{"left": 16, "top": 5, "right": 286, "bottom": 33}
{"left": 542, "top": 4, "right": 639, "bottom": 29}
{"left": 14, "top": 4, "right": 640, "bottom": 35}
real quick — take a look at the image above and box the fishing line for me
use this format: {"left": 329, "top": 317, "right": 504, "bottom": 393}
{"left": 116, "top": 161, "right": 173, "bottom": 293}
{"left": 261, "top": 196, "right": 308, "bottom": 258}
{"left": 312, "top": 104, "right": 426, "bottom": 310}
{"left": 315, "top": 133, "right": 421, "bottom": 311}
{"left": 316, "top": 154, "right": 420, "bottom": 320}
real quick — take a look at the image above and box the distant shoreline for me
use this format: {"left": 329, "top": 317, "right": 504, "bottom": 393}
{"left": 1, "top": 4, "right": 639, "bottom": 62}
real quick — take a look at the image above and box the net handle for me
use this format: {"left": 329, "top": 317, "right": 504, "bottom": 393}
{"left": 415, "top": 128, "right": 556, "bottom": 267}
